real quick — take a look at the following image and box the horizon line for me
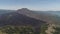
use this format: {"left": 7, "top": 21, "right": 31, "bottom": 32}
{"left": 0, "top": 8, "right": 60, "bottom": 11}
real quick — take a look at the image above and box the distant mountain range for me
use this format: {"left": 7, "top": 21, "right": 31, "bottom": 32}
{"left": 0, "top": 10, "right": 15, "bottom": 15}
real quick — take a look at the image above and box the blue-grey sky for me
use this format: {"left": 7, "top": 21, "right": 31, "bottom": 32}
{"left": 0, "top": 0, "right": 60, "bottom": 11}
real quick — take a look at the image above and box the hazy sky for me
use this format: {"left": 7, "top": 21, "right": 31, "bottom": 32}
{"left": 0, "top": 0, "right": 60, "bottom": 11}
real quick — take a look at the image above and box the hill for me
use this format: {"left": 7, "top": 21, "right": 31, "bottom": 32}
{"left": 0, "top": 8, "right": 47, "bottom": 34}
{"left": 0, "top": 8, "right": 60, "bottom": 34}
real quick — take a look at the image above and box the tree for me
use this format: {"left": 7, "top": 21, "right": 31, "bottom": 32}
{"left": 53, "top": 27, "right": 60, "bottom": 34}
{"left": 0, "top": 25, "right": 35, "bottom": 34}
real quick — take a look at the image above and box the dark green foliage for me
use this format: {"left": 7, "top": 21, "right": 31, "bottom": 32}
{"left": 40, "top": 24, "right": 48, "bottom": 34}
{"left": 53, "top": 27, "right": 60, "bottom": 34}
{"left": 0, "top": 26, "right": 35, "bottom": 34}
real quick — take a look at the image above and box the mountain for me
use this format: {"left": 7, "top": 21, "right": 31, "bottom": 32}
{"left": 17, "top": 8, "right": 31, "bottom": 14}
{"left": 17, "top": 8, "right": 60, "bottom": 25}
{"left": 0, "top": 8, "right": 47, "bottom": 33}
{"left": 0, "top": 12, "right": 46, "bottom": 26}
{"left": 0, "top": 8, "right": 60, "bottom": 34}
{"left": 16, "top": 8, "right": 57, "bottom": 24}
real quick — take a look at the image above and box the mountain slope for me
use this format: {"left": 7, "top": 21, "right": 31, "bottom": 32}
{"left": 0, "top": 12, "right": 46, "bottom": 26}
{"left": 0, "top": 8, "right": 60, "bottom": 34}
{"left": 0, "top": 10, "right": 47, "bottom": 34}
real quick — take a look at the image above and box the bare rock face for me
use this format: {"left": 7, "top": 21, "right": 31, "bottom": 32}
{"left": 16, "top": 8, "right": 42, "bottom": 21}
{"left": 17, "top": 8, "right": 31, "bottom": 14}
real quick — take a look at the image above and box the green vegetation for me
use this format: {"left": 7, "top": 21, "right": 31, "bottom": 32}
{"left": 53, "top": 27, "right": 60, "bottom": 34}
{"left": 0, "top": 26, "right": 35, "bottom": 34}
{"left": 40, "top": 24, "right": 48, "bottom": 34}
{"left": 1, "top": 24, "right": 60, "bottom": 34}
{"left": 0, "top": 24, "right": 49, "bottom": 34}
